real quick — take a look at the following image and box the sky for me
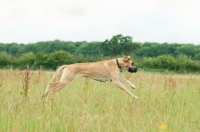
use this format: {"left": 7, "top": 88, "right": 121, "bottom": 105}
{"left": 0, "top": 0, "right": 200, "bottom": 44}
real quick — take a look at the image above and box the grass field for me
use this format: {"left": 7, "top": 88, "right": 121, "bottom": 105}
{"left": 0, "top": 69, "right": 200, "bottom": 132}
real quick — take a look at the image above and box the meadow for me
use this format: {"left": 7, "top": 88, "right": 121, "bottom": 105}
{"left": 0, "top": 69, "right": 200, "bottom": 132}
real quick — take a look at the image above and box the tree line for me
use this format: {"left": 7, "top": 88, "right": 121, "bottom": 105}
{"left": 0, "top": 34, "right": 200, "bottom": 73}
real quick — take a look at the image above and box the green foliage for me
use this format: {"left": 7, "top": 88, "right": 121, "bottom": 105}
{"left": 135, "top": 42, "right": 180, "bottom": 57}
{"left": 0, "top": 35, "right": 200, "bottom": 73}
{"left": 0, "top": 43, "right": 6, "bottom": 52}
{"left": 45, "top": 50, "right": 73, "bottom": 70}
{"left": 139, "top": 54, "right": 200, "bottom": 73}
{"left": 18, "top": 52, "right": 36, "bottom": 69}
{"left": 0, "top": 52, "right": 14, "bottom": 68}
{"left": 75, "top": 42, "right": 101, "bottom": 56}
{"left": 194, "top": 52, "right": 200, "bottom": 61}
{"left": 100, "top": 34, "right": 141, "bottom": 56}
{"left": 155, "top": 55, "right": 176, "bottom": 70}
{"left": 175, "top": 44, "right": 196, "bottom": 57}
{"left": 33, "top": 51, "right": 48, "bottom": 69}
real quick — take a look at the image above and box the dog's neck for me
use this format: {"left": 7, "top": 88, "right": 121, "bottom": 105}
{"left": 116, "top": 58, "right": 122, "bottom": 72}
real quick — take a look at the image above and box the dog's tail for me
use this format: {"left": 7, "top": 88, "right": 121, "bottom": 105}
{"left": 50, "top": 65, "right": 69, "bottom": 85}
{"left": 42, "top": 65, "right": 68, "bottom": 97}
{"left": 55, "top": 65, "right": 68, "bottom": 77}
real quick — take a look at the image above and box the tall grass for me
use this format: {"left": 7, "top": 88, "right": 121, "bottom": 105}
{"left": 0, "top": 69, "right": 200, "bottom": 132}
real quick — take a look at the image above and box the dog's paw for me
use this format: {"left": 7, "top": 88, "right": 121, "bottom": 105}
{"left": 131, "top": 84, "right": 136, "bottom": 89}
{"left": 134, "top": 96, "right": 139, "bottom": 100}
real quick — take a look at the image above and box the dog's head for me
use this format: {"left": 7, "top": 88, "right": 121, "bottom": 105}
{"left": 123, "top": 56, "right": 138, "bottom": 73}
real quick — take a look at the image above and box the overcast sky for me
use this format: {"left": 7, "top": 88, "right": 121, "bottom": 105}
{"left": 0, "top": 0, "right": 200, "bottom": 44}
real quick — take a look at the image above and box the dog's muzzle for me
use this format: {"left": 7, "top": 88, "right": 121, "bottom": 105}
{"left": 128, "top": 66, "right": 138, "bottom": 73}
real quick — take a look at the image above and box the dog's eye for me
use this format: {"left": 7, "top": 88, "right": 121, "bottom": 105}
{"left": 131, "top": 62, "right": 134, "bottom": 65}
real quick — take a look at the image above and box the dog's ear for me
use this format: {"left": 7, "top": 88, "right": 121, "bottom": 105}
{"left": 124, "top": 56, "right": 130, "bottom": 62}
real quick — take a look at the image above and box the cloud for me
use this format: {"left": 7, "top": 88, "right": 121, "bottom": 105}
{"left": 0, "top": 0, "right": 200, "bottom": 44}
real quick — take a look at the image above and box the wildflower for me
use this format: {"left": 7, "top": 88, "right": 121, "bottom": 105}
{"left": 158, "top": 123, "right": 167, "bottom": 130}
{"left": 7, "top": 83, "right": 10, "bottom": 86}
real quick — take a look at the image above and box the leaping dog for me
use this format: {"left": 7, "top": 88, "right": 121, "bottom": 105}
{"left": 42, "top": 56, "right": 139, "bottom": 100}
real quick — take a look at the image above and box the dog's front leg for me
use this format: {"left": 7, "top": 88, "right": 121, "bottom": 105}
{"left": 110, "top": 73, "right": 138, "bottom": 99}
{"left": 113, "top": 81, "right": 139, "bottom": 99}
{"left": 119, "top": 78, "right": 136, "bottom": 89}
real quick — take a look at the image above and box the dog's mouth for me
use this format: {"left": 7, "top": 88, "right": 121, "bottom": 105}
{"left": 128, "top": 66, "right": 138, "bottom": 73}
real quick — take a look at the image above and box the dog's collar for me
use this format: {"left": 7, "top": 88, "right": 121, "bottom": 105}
{"left": 116, "top": 58, "right": 122, "bottom": 72}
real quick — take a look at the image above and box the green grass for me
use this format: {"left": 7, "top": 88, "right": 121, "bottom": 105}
{"left": 0, "top": 70, "right": 200, "bottom": 132}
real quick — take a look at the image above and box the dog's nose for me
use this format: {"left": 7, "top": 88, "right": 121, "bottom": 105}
{"left": 134, "top": 67, "right": 138, "bottom": 72}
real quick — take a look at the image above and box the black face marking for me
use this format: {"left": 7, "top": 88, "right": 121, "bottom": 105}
{"left": 128, "top": 67, "right": 138, "bottom": 73}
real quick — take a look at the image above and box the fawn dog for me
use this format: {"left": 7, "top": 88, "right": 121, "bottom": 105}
{"left": 42, "top": 56, "right": 139, "bottom": 100}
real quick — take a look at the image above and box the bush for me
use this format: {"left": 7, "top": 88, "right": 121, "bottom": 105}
{"left": 140, "top": 54, "right": 200, "bottom": 73}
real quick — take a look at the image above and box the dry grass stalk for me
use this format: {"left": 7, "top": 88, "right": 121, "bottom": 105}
{"left": 0, "top": 70, "right": 3, "bottom": 88}
{"left": 32, "top": 70, "right": 42, "bottom": 85}
{"left": 0, "top": 79, "right": 3, "bottom": 87}
{"left": 22, "top": 64, "right": 32, "bottom": 100}
{"left": 164, "top": 76, "right": 177, "bottom": 91}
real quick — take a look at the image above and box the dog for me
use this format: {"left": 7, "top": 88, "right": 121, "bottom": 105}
{"left": 42, "top": 56, "right": 139, "bottom": 100}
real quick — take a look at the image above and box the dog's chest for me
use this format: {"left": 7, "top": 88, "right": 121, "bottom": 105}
{"left": 92, "top": 78, "right": 110, "bottom": 82}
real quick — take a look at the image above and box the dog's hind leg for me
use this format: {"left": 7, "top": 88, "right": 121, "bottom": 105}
{"left": 42, "top": 81, "right": 59, "bottom": 97}
{"left": 42, "top": 74, "right": 58, "bottom": 97}
{"left": 42, "top": 65, "right": 68, "bottom": 97}
{"left": 45, "top": 70, "right": 74, "bottom": 100}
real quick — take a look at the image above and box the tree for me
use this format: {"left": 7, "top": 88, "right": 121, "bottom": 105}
{"left": 194, "top": 52, "right": 200, "bottom": 61}
{"left": 175, "top": 44, "right": 196, "bottom": 57}
{"left": 17, "top": 52, "right": 36, "bottom": 69}
{"left": 33, "top": 51, "right": 48, "bottom": 69}
{"left": 155, "top": 55, "right": 176, "bottom": 70}
{"left": 100, "top": 34, "right": 140, "bottom": 56}
{"left": 45, "top": 50, "right": 73, "bottom": 69}
{"left": 0, "top": 52, "right": 14, "bottom": 68}
{"left": 0, "top": 43, "right": 6, "bottom": 52}
{"left": 75, "top": 42, "right": 101, "bottom": 56}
